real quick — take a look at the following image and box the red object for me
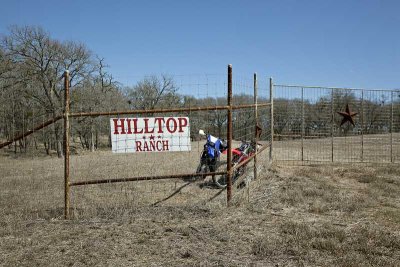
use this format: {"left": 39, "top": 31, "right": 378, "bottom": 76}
{"left": 337, "top": 104, "right": 358, "bottom": 126}
{"left": 231, "top": 149, "right": 242, "bottom": 156}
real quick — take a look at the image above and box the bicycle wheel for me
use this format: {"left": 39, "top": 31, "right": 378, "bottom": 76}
{"left": 213, "top": 174, "right": 228, "bottom": 189}
{"left": 213, "top": 157, "right": 241, "bottom": 189}
{"left": 213, "top": 170, "right": 242, "bottom": 189}
{"left": 194, "top": 163, "right": 208, "bottom": 180}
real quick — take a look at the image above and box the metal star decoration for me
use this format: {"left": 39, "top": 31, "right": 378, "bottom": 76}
{"left": 337, "top": 104, "right": 358, "bottom": 126}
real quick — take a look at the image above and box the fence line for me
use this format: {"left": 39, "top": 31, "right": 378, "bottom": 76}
{"left": 0, "top": 115, "right": 63, "bottom": 149}
{"left": 274, "top": 84, "right": 400, "bottom": 93}
{"left": 272, "top": 82, "right": 400, "bottom": 164}
{"left": 0, "top": 65, "right": 272, "bottom": 219}
{"left": 5, "top": 68, "right": 399, "bottom": 219}
{"left": 67, "top": 65, "right": 269, "bottom": 218}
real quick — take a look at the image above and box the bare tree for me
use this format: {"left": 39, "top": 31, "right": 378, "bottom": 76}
{"left": 127, "top": 75, "right": 180, "bottom": 110}
{"left": 1, "top": 25, "right": 95, "bottom": 157}
{"left": 71, "top": 56, "right": 128, "bottom": 151}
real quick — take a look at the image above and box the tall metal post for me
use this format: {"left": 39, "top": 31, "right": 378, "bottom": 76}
{"left": 64, "top": 70, "right": 70, "bottom": 219}
{"left": 331, "top": 89, "right": 334, "bottom": 162}
{"left": 301, "top": 87, "right": 304, "bottom": 162}
{"left": 269, "top": 77, "right": 274, "bottom": 163}
{"left": 253, "top": 73, "right": 258, "bottom": 181}
{"left": 226, "top": 65, "right": 233, "bottom": 204}
{"left": 361, "top": 90, "right": 364, "bottom": 162}
{"left": 391, "top": 91, "right": 393, "bottom": 163}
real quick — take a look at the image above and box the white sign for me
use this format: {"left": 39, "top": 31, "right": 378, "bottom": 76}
{"left": 110, "top": 117, "right": 191, "bottom": 153}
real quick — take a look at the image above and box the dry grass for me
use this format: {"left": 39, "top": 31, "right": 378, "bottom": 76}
{"left": 275, "top": 132, "right": 400, "bottom": 163}
{"left": 0, "top": 143, "right": 399, "bottom": 266}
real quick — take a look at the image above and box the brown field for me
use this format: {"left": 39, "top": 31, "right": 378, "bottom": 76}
{"left": 1, "top": 139, "right": 400, "bottom": 266}
{"left": 274, "top": 133, "right": 400, "bottom": 163}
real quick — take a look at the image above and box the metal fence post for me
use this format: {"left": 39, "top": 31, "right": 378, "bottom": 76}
{"left": 391, "top": 91, "right": 393, "bottom": 163}
{"left": 227, "top": 65, "right": 233, "bottom": 205}
{"left": 361, "top": 90, "right": 364, "bottom": 162}
{"left": 64, "top": 70, "right": 70, "bottom": 219}
{"left": 331, "top": 89, "right": 334, "bottom": 162}
{"left": 301, "top": 87, "right": 304, "bottom": 162}
{"left": 253, "top": 73, "right": 258, "bottom": 181}
{"left": 269, "top": 77, "right": 274, "bottom": 163}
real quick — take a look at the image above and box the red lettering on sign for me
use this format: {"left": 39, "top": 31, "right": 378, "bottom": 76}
{"left": 156, "top": 141, "right": 163, "bottom": 151}
{"left": 126, "top": 119, "right": 132, "bottom": 134}
{"left": 112, "top": 117, "right": 189, "bottom": 153}
{"left": 166, "top": 118, "right": 177, "bottom": 133}
{"left": 113, "top": 119, "right": 125, "bottom": 134}
{"left": 178, "top": 117, "right": 188, "bottom": 132}
{"left": 142, "top": 141, "right": 148, "bottom": 151}
{"left": 149, "top": 140, "right": 156, "bottom": 151}
{"left": 154, "top": 117, "right": 165, "bottom": 133}
{"left": 162, "top": 140, "right": 169, "bottom": 151}
{"left": 144, "top": 118, "right": 155, "bottom": 134}
{"left": 133, "top": 118, "right": 143, "bottom": 134}
{"left": 134, "top": 140, "right": 170, "bottom": 152}
{"left": 135, "top": 141, "right": 142, "bottom": 151}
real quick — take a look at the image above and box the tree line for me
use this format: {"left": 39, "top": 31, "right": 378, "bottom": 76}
{"left": 1, "top": 26, "right": 398, "bottom": 156}
{"left": 273, "top": 89, "right": 400, "bottom": 140}
{"left": 0, "top": 26, "right": 265, "bottom": 156}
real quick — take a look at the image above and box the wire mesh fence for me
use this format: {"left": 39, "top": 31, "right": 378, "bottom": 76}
{"left": 0, "top": 111, "right": 65, "bottom": 220}
{"left": 273, "top": 83, "right": 400, "bottom": 164}
{"left": 0, "top": 66, "right": 272, "bottom": 219}
{"left": 5, "top": 68, "right": 399, "bottom": 220}
{"left": 66, "top": 70, "right": 271, "bottom": 218}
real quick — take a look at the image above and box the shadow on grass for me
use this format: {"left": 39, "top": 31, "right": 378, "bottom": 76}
{"left": 151, "top": 182, "right": 191, "bottom": 206}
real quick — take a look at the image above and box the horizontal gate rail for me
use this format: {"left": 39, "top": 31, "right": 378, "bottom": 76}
{"left": 68, "top": 103, "right": 270, "bottom": 118}
{"left": 69, "top": 171, "right": 228, "bottom": 186}
{"left": 0, "top": 115, "right": 63, "bottom": 149}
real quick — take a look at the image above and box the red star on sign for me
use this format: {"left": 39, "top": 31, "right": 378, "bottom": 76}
{"left": 149, "top": 135, "right": 155, "bottom": 140}
{"left": 337, "top": 104, "right": 358, "bottom": 126}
